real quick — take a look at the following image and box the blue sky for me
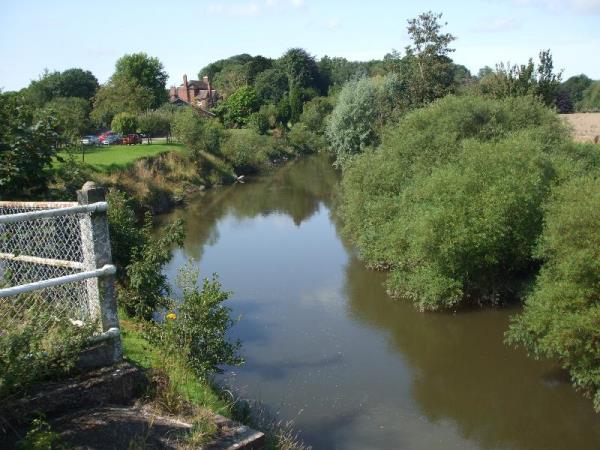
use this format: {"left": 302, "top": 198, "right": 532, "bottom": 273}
{"left": 1, "top": 0, "right": 599, "bottom": 91}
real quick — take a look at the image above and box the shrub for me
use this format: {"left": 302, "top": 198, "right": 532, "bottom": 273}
{"left": 0, "top": 309, "right": 96, "bottom": 399}
{"left": 152, "top": 264, "right": 243, "bottom": 378}
{"left": 106, "top": 189, "right": 185, "bottom": 319}
{"left": 339, "top": 95, "right": 569, "bottom": 310}
{"left": 578, "top": 81, "right": 600, "bottom": 112}
{"left": 286, "top": 123, "right": 325, "bottom": 155}
{"left": 299, "top": 96, "right": 333, "bottom": 134}
{"left": 326, "top": 74, "right": 404, "bottom": 162}
{"left": 220, "top": 129, "right": 276, "bottom": 174}
{"left": 111, "top": 111, "right": 138, "bottom": 134}
{"left": 506, "top": 174, "right": 600, "bottom": 411}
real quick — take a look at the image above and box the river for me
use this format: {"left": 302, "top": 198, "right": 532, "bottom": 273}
{"left": 160, "top": 153, "right": 600, "bottom": 449}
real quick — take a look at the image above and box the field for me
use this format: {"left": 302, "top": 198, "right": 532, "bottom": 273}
{"left": 57, "top": 142, "right": 186, "bottom": 172}
{"left": 560, "top": 113, "right": 600, "bottom": 143}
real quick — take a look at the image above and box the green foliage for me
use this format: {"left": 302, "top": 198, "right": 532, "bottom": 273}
{"left": 506, "top": 173, "right": 600, "bottom": 411}
{"left": 106, "top": 189, "right": 185, "bottom": 319}
{"left": 17, "top": 418, "right": 67, "bottom": 450}
{"left": 477, "top": 50, "right": 562, "bottom": 107}
{"left": 318, "top": 56, "right": 369, "bottom": 90}
{"left": 0, "top": 94, "right": 59, "bottom": 199}
{"left": 91, "top": 77, "right": 153, "bottom": 128}
{"left": 38, "top": 96, "right": 91, "bottom": 143}
{"left": 278, "top": 48, "right": 320, "bottom": 91}
{"left": 172, "top": 109, "right": 227, "bottom": 173}
{"left": 561, "top": 74, "right": 593, "bottom": 106}
{"left": 111, "top": 111, "right": 138, "bottom": 134}
{"left": 253, "top": 68, "right": 288, "bottom": 104}
{"left": 153, "top": 264, "right": 243, "bottom": 378}
{"left": 339, "top": 95, "right": 569, "bottom": 310}
{"left": 286, "top": 123, "right": 325, "bottom": 155}
{"left": 114, "top": 52, "right": 168, "bottom": 108}
{"left": 326, "top": 74, "right": 403, "bottom": 161}
{"left": 136, "top": 110, "right": 172, "bottom": 137}
{"left": 578, "top": 81, "right": 600, "bottom": 112}
{"left": 216, "top": 86, "right": 260, "bottom": 127}
{"left": 301, "top": 96, "right": 335, "bottom": 133}
{"left": 200, "top": 54, "right": 274, "bottom": 97}
{"left": 0, "top": 310, "right": 96, "bottom": 398}
{"left": 249, "top": 111, "right": 270, "bottom": 135}
{"left": 25, "top": 68, "right": 99, "bottom": 106}
{"left": 220, "top": 129, "right": 277, "bottom": 173}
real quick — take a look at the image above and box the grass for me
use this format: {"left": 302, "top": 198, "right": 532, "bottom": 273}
{"left": 120, "top": 315, "right": 231, "bottom": 416}
{"left": 57, "top": 142, "right": 186, "bottom": 172}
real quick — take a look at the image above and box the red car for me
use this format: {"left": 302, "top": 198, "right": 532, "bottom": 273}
{"left": 98, "top": 131, "right": 115, "bottom": 143}
{"left": 122, "top": 134, "right": 142, "bottom": 145}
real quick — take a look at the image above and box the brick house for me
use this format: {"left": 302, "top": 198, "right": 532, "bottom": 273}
{"left": 169, "top": 74, "right": 218, "bottom": 109}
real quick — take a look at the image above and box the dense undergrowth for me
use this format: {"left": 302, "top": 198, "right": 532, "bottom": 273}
{"left": 335, "top": 93, "right": 600, "bottom": 409}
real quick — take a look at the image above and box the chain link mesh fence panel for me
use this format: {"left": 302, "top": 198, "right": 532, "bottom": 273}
{"left": 0, "top": 203, "right": 97, "bottom": 326}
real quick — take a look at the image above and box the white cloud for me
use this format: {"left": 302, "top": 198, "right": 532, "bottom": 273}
{"left": 472, "top": 17, "right": 521, "bottom": 32}
{"left": 291, "top": 0, "right": 306, "bottom": 7}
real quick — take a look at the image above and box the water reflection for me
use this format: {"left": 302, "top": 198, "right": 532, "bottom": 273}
{"left": 161, "top": 154, "right": 600, "bottom": 450}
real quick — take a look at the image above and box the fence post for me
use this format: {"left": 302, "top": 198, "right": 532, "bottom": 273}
{"left": 77, "top": 181, "right": 122, "bottom": 363}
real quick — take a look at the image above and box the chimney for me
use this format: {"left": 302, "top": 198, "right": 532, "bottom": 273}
{"left": 203, "top": 75, "right": 213, "bottom": 106}
{"left": 183, "top": 74, "right": 190, "bottom": 103}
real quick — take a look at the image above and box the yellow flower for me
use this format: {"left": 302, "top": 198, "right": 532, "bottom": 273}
{"left": 166, "top": 312, "right": 177, "bottom": 320}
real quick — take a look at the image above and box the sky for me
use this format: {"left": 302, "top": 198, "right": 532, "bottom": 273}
{"left": 1, "top": 0, "right": 599, "bottom": 91}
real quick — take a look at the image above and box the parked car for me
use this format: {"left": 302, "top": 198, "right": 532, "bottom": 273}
{"left": 81, "top": 135, "right": 99, "bottom": 146}
{"left": 103, "top": 134, "right": 122, "bottom": 145}
{"left": 98, "top": 131, "right": 115, "bottom": 143}
{"left": 122, "top": 133, "right": 142, "bottom": 145}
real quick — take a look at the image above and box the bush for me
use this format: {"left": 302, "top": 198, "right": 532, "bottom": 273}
{"left": 286, "top": 123, "right": 325, "bottom": 155}
{"left": 506, "top": 174, "right": 600, "bottom": 411}
{"left": 299, "top": 96, "right": 333, "bottom": 134}
{"left": 220, "top": 129, "right": 277, "bottom": 174}
{"left": 153, "top": 264, "right": 243, "bottom": 378}
{"left": 326, "top": 74, "right": 403, "bottom": 162}
{"left": 578, "top": 81, "right": 600, "bottom": 112}
{"left": 107, "top": 189, "right": 185, "bottom": 319}
{"left": 0, "top": 309, "right": 95, "bottom": 399}
{"left": 111, "top": 111, "right": 138, "bottom": 134}
{"left": 339, "top": 95, "right": 570, "bottom": 310}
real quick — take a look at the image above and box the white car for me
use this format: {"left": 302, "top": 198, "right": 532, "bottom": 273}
{"left": 81, "top": 135, "right": 100, "bottom": 146}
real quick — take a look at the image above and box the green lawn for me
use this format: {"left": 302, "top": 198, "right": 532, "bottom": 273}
{"left": 57, "top": 142, "right": 186, "bottom": 172}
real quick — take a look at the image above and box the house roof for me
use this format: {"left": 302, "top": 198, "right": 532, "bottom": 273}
{"left": 185, "top": 80, "right": 209, "bottom": 90}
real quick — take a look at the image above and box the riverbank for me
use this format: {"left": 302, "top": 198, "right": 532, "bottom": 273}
{"left": 121, "top": 315, "right": 308, "bottom": 450}
{"left": 52, "top": 128, "right": 323, "bottom": 214}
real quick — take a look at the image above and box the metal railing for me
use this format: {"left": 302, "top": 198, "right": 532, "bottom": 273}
{"left": 0, "top": 183, "right": 122, "bottom": 363}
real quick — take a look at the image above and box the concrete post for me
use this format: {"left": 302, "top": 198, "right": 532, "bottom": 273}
{"left": 77, "top": 181, "right": 122, "bottom": 363}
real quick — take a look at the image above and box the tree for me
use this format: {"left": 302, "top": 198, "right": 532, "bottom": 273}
{"left": 326, "top": 74, "right": 403, "bottom": 161}
{"left": 506, "top": 174, "right": 600, "bottom": 412}
{"left": 561, "top": 74, "right": 593, "bottom": 106}
{"left": 254, "top": 67, "right": 288, "bottom": 104}
{"left": 0, "top": 93, "right": 59, "bottom": 198}
{"left": 111, "top": 112, "right": 138, "bottom": 134}
{"left": 91, "top": 77, "right": 153, "bottom": 128}
{"left": 477, "top": 50, "right": 562, "bottom": 107}
{"left": 137, "top": 110, "right": 172, "bottom": 138}
{"left": 39, "top": 97, "right": 91, "bottom": 143}
{"left": 402, "top": 11, "right": 457, "bottom": 105}
{"left": 278, "top": 48, "right": 320, "bottom": 90}
{"left": 24, "top": 69, "right": 99, "bottom": 106}
{"left": 215, "top": 85, "right": 259, "bottom": 127}
{"left": 578, "top": 81, "right": 600, "bottom": 112}
{"left": 113, "top": 53, "right": 168, "bottom": 108}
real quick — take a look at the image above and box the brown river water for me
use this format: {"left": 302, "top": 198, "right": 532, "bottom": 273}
{"left": 160, "top": 153, "right": 600, "bottom": 449}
